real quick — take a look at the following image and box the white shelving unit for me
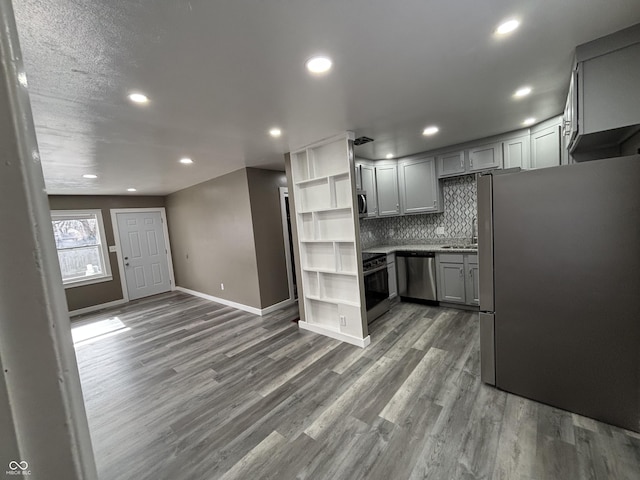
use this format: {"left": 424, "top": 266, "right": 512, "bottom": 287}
{"left": 290, "top": 133, "right": 369, "bottom": 348}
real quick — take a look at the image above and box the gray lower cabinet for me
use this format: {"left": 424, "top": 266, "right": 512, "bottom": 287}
{"left": 503, "top": 135, "right": 530, "bottom": 169}
{"left": 469, "top": 142, "right": 502, "bottom": 172}
{"left": 387, "top": 253, "right": 397, "bottom": 299}
{"left": 375, "top": 164, "right": 400, "bottom": 216}
{"left": 465, "top": 256, "right": 479, "bottom": 306}
{"left": 437, "top": 253, "right": 478, "bottom": 306}
{"left": 398, "top": 156, "right": 442, "bottom": 214}
{"left": 531, "top": 124, "right": 561, "bottom": 169}
{"left": 438, "top": 261, "right": 466, "bottom": 303}
{"left": 437, "top": 150, "right": 466, "bottom": 178}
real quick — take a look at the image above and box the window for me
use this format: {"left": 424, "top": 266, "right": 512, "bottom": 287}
{"left": 51, "top": 209, "right": 112, "bottom": 288}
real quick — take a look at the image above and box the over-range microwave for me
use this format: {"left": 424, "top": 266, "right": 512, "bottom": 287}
{"left": 357, "top": 190, "right": 367, "bottom": 218}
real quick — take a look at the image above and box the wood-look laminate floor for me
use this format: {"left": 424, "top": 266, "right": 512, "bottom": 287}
{"left": 72, "top": 292, "right": 640, "bottom": 480}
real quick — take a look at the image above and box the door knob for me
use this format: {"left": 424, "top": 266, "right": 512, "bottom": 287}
{"left": 124, "top": 256, "right": 129, "bottom": 260}
{"left": 125, "top": 263, "right": 130, "bottom": 267}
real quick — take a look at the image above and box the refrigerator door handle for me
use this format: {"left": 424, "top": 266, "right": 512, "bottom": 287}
{"left": 479, "top": 312, "right": 496, "bottom": 385}
{"left": 477, "top": 173, "right": 494, "bottom": 312}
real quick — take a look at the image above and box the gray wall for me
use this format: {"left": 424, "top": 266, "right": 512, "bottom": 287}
{"left": 246, "top": 168, "right": 290, "bottom": 307}
{"left": 359, "top": 175, "right": 477, "bottom": 248}
{"left": 166, "top": 169, "right": 263, "bottom": 309}
{"left": 48, "top": 195, "right": 166, "bottom": 311}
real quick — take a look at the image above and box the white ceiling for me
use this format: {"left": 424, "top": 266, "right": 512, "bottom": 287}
{"left": 13, "top": 0, "right": 640, "bottom": 195}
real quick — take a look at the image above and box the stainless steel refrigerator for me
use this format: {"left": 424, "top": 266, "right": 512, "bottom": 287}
{"left": 477, "top": 155, "right": 640, "bottom": 433}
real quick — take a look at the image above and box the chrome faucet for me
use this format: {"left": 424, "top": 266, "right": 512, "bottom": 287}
{"left": 471, "top": 216, "right": 478, "bottom": 244}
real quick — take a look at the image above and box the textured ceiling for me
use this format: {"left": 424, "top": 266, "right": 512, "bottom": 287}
{"left": 13, "top": 0, "right": 640, "bottom": 195}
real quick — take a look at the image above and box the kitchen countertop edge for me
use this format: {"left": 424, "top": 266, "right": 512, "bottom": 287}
{"left": 363, "top": 244, "right": 479, "bottom": 254}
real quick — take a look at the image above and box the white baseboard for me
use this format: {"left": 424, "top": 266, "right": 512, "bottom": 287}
{"left": 260, "top": 298, "right": 296, "bottom": 315}
{"left": 176, "top": 287, "right": 293, "bottom": 316}
{"left": 68, "top": 299, "right": 127, "bottom": 317}
{"left": 298, "top": 321, "right": 371, "bottom": 348}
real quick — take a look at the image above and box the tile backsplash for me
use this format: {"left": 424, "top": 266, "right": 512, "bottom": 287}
{"left": 359, "top": 175, "right": 477, "bottom": 249}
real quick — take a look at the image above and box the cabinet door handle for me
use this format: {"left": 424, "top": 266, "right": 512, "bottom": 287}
{"left": 469, "top": 268, "right": 473, "bottom": 277}
{"left": 433, "top": 200, "right": 436, "bottom": 207}
{"left": 460, "top": 157, "right": 463, "bottom": 168}
{"left": 459, "top": 268, "right": 464, "bottom": 277}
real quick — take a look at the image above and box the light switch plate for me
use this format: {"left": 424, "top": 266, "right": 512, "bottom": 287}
{"left": 108, "top": 245, "right": 117, "bottom": 252}
{"left": 436, "top": 227, "right": 445, "bottom": 235}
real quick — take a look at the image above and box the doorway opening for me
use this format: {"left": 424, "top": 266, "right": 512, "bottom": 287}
{"left": 279, "top": 187, "right": 298, "bottom": 301}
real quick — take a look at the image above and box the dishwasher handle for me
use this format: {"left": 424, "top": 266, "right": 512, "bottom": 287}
{"left": 395, "top": 251, "right": 436, "bottom": 258}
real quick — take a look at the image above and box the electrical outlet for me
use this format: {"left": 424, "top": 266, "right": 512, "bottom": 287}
{"left": 220, "top": 283, "right": 224, "bottom": 291}
{"left": 339, "top": 315, "right": 346, "bottom": 326}
{"left": 436, "top": 226, "right": 445, "bottom": 235}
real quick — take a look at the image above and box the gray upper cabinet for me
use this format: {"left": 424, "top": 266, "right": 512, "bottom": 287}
{"left": 503, "top": 135, "right": 530, "bottom": 169}
{"left": 359, "top": 163, "right": 378, "bottom": 217}
{"left": 563, "top": 68, "right": 578, "bottom": 155}
{"left": 437, "top": 151, "right": 466, "bottom": 178}
{"left": 375, "top": 164, "right": 400, "bottom": 216}
{"left": 438, "top": 143, "right": 504, "bottom": 179}
{"left": 531, "top": 124, "right": 561, "bottom": 169}
{"left": 469, "top": 142, "right": 502, "bottom": 172}
{"left": 579, "top": 41, "right": 640, "bottom": 137}
{"left": 568, "top": 24, "right": 640, "bottom": 156}
{"left": 398, "top": 157, "right": 443, "bottom": 214}
{"left": 354, "top": 163, "right": 362, "bottom": 190}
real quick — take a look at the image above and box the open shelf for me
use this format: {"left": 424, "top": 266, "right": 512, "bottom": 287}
{"left": 305, "top": 295, "right": 360, "bottom": 308}
{"left": 290, "top": 133, "right": 365, "bottom": 346}
{"left": 302, "top": 267, "right": 358, "bottom": 276}
{"left": 294, "top": 176, "right": 331, "bottom": 186}
{"left": 297, "top": 206, "right": 351, "bottom": 214}
{"left": 296, "top": 179, "right": 331, "bottom": 212}
{"left": 310, "top": 142, "right": 350, "bottom": 178}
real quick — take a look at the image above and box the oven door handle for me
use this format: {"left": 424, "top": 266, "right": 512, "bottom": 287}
{"left": 363, "top": 265, "right": 388, "bottom": 276}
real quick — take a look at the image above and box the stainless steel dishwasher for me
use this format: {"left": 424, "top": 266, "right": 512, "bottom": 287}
{"left": 396, "top": 251, "right": 437, "bottom": 302}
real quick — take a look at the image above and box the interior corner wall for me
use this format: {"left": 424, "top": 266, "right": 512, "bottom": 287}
{"left": 246, "top": 168, "right": 289, "bottom": 308}
{"left": 48, "top": 195, "right": 166, "bottom": 312}
{"left": 621, "top": 129, "right": 640, "bottom": 155}
{"left": 165, "top": 169, "right": 262, "bottom": 309}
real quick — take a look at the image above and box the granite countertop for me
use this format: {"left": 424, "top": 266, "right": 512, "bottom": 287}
{"left": 363, "top": 243, "right": 479, "bottom": 254}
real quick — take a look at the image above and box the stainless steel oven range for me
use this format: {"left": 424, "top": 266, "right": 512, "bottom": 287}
{"left": 362, "top": 252, "right": 390, "bottom": 323}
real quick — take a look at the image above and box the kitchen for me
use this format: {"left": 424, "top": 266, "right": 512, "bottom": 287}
{"left": 287, "top": 16, "right": 640, "bottom": 449}
{"left": 3, "top": 3, "right": 637, "bottom": 478}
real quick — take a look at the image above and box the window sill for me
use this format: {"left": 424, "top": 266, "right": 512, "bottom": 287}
{"left": 63, "top": 275, "right": 113, "bottom": 289}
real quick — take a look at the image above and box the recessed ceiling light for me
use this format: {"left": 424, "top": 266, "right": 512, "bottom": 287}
{"left": 269, "top": 128, "right": 282, "bottom": 138}
{"left": 128, "top": 92, "right": 149, "bottom": 104}
{"left": 179, "top": 157, "right": 193, "bottom": 165}
{"left": 82, "top": 174, "right": 98, "bottom": 179}
{"left": 495, "top": 19, "right": 520, "bottom": 36}
{"left": 514, "top": 86, "right": 532, "bottom": 98}
{"left": 385, "top": 154, "right": 394, "bottom": 159}
{"left": 523, "top": 117, "right": 536, "bottom": 126}
{"left": 306, "top": 56, "right": 333, "bottom": 74}
{"left": 127, "top": 188, "right": 137, "bottom": 192}
{"left": 422, "top": 126, "right": 439, "bottom": 136}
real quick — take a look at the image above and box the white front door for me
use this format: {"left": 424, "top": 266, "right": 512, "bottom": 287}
{"left": 116, "top": 211, "right": 171, "bottom": 300}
